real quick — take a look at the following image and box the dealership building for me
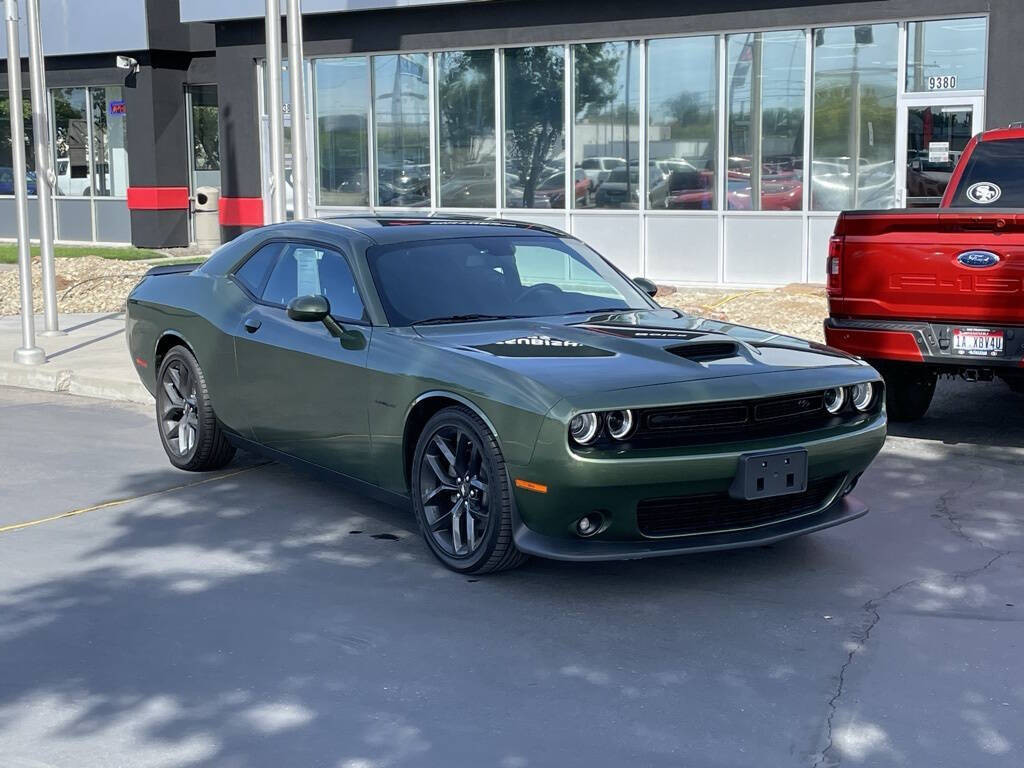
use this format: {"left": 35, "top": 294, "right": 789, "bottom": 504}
{"left": 0, "top": 0, "right": 1017, "bottom": 284}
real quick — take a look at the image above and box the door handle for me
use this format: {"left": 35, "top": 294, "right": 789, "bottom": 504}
{"left": 244, "top": 318, "right": 262, "bottom": 333}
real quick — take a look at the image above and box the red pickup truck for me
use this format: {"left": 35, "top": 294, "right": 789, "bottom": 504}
{"left": 825, "top": 126, "right": 1024, "bottom": 420}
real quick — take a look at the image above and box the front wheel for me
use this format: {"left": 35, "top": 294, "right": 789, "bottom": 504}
{"left": 874, "top": 361, "right": 937, "bottom": 422}
{"left": 411, "top": 406, "right": 528, "bottom": 574}
{"left": 156, "top": 346, "right": 236, "bottom": 471}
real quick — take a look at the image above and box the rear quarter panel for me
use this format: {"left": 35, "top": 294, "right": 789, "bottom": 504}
{"left": 127, "top": 271, "right": 253, "bottom": 435}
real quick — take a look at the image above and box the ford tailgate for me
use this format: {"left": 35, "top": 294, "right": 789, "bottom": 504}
{"left": 827, "top": 209, "right": 1024, "bottom": 325}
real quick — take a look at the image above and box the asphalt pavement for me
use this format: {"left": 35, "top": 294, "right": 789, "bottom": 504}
{"left": 0, "top": 379, "right": 1021, "bottom": 768}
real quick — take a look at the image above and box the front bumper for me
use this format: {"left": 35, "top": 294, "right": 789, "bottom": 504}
{"left": 825, "top": 317, "right": 1024, "bottom": 369}
{"left": 506, "top": 411, "right": 886, "bottom": 561}
{"left": 514, "top": 494, "right": 868, "bottom": 561}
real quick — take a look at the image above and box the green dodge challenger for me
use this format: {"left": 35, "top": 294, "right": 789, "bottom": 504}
{"left": 127, "top": 215, "right": 886, "bottom": 573}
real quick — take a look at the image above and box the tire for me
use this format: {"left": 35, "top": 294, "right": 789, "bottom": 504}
{"left": 156, "top": 345, "right": 236, "bottom": 471}
{"left": 1002, "top": 376, "right": 1024, "bottom": 395}
{"left": 410, "top": 406, "right": 528, "bottom": 574}
{"left": 874, "top": 361, "right": 937, "bottom": 422}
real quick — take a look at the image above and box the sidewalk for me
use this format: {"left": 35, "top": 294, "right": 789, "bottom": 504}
{"left": 0, "top": 313, "right": 150, "bottom": 404}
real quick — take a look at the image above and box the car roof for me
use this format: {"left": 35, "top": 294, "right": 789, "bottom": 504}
{"left": 322, "top": 214, "right": 570, "bottom": 244}
{"left": 978, "top": 126, "right": 1024, "bottom": 142}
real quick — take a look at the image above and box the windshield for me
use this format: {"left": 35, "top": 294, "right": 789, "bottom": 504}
{"left": 366, "top": 235, "right": 652, "bottom": 326}
{"left": 950, "top": 139, "right": 1024, "bottom": 207}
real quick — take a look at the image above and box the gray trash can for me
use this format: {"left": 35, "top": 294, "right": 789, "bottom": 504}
{"left": 194, "top": 186, "right": 221, "bottom": 250}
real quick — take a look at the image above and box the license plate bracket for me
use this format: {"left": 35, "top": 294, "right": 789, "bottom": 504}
{"left": 952, "top": 327, "right": 1004, "bottom": 357}
{"left": 729, "top": 449, "right": 809, "bottom": 501}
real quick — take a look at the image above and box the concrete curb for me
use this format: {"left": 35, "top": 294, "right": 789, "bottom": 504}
{"left": 0, "top": 361, "right": 152, "bottom": 404}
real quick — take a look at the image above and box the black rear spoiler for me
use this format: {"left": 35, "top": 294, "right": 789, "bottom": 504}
{"left": 142, "top": 262, "right": 203, "bottom": 277}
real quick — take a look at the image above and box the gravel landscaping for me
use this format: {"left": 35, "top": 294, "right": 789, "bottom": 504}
{"left": 656, "top": 283, "right": 828, "bottom": 343}
{"left": 0, "top": 255, "right": 828, "bottom": 341}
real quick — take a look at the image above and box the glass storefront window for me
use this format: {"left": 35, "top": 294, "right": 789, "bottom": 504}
{"left": 315, "top": 57, "right": 370, "bottom": 206}
{"left": 53, "top": 87, "right": 90, "bottom": 197}
{"left": 189, "top": 84, "right": 220, "bottom": 190}
{"left": 726, "top": 31, "right": 805, "bottom": 211}
{"left": 647, "top": 36, "right": 717, "bottom": 210}
{"left": 374, "top": 53, "right": 431, "bottom": 207}
{"left": 0, "top": 90, "right": 34, "bottom": 195}
{"left": 503, "top": 45, "right": 565, "bottom": 209}
{"left": 52, "top": 86, "right": 128, "bottom": 198}
{"left": 811, "top": 24, "right": 898, "bottom": 210}
{"left": 907, "top": 17, "right": 988, "bottom": 92}
{"left": 91, "top": 86, "right": 128, "bottom": 196}
{"left": 437, "top": 49, "right": 496, "bottom": 208}
{"left": 573, "top": 40, "right": 640, "bottom": 209}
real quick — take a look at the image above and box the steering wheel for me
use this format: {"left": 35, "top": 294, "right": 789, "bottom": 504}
{"left": 513, "top": 283, "right": 563, "bottom": 306}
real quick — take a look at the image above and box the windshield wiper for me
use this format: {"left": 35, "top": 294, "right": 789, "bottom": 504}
{"left": 414, "top": 313, "right": 526, "bottom": 325}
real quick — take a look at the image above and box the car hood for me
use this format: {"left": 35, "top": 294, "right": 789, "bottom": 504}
{"left": 413, "top": 308, "right": 867, "bottom": 396}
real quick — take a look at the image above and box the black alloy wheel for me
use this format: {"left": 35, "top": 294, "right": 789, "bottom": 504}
{"left": 156, "top": 346, "right": 236, "bottom": 471}
{"left": 411, "top": 406, "right": 527, "bottom": 573}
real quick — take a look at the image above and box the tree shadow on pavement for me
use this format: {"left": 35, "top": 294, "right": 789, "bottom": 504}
{"left": 0, "top": 435, "right": 1021, "bottom": 768}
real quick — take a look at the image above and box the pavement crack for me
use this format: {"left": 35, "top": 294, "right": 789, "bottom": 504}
{"left": 812, "top": 577, "right": 917, "bottom": 768}
{"left": 933, "top": 475, "right": 1011, "bottom": 558}
{"left": 812, "top": 526, "right": 1015, "bottom": 767}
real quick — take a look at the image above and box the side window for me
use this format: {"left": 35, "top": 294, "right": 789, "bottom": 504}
{"left": 261, "top": 243, "right": 366, "bottom": 321}
{"left": 234, "top": 242, "right": 283, "bottom": 296}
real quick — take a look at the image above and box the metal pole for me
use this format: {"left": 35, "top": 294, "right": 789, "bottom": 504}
{"left": 25, "top": 0, "right": 59, "bottom": 335}
{"left": 286, "top": 0, "right": 307, "bottom": 219}
{"left": 750, "top": 32, "right": 763, "bottom": 212}
{"left": 5, "top": 0, "right": 44, "bottom": 364}
{"left": 265, "top": 0, "right": 286, "bottom": 223}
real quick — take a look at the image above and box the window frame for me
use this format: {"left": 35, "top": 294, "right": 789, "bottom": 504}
{"left": 229, "top": 237, "right": 371, "bottom": 326}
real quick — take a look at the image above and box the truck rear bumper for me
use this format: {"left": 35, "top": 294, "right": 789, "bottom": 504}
{"left": 826, "top": 317, "right": 1024, "bottom": 370}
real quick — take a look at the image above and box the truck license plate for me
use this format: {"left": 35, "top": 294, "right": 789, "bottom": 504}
{"left": 953, "top": 328, "right": 1004, "bottom": 356}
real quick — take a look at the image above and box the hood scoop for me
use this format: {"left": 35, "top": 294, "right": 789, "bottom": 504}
{"left": 667, "top": 340, "right": 740, "bottom": 363}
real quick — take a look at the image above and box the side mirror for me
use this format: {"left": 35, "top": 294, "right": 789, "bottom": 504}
{"left": 287, "top": 294, "right": 331, "bottom": 322}
{"left": 633, "top": 277, "right": 659, "bottom": 298}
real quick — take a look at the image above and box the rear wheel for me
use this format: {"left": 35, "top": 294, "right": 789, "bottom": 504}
{"left": 874, "top": 361, "right": 936, "bottom": 422}
{"left": 156, "top": 346, "right": 236, "bottom": 471}
{"left": 1001, "top": 375, "right": 1024, "bottom": 395}
{"left": 411, "top": 406, "right": 528, "bottom": 574}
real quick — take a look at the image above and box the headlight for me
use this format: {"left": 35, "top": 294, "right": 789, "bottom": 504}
{"left": 850, "top": 382, "right": 875, "bottom": 412}
{"left": 606, "top": 409, "right": 635, "bottom": 440}
{"left": 569, "top": 412, "right": 600, "bottom": 445}
{"left": 823, "top": 387, "right": 846, "bottom": 415}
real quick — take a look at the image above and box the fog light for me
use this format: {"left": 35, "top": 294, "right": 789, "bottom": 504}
{"left": 576, "top": 513, "right": 603, "bottom": 537}
{"left": 569, "top": 412, "right": 600, "bottom": 445}
{"left": 824, "top": 387, "right": 846, "bottom": 414}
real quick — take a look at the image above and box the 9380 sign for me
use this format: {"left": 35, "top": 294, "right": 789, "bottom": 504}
{"left": 927, "top": 75, "right": 958, "bottom": 91}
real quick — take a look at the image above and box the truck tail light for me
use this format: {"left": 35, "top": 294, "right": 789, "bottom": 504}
{"left": 827, "top": 235, "right": 844, "bottom": 295}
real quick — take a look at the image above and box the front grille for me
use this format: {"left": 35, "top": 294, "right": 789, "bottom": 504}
{"left": 634, "top": 391, "right": 836, "bottom": 447}
{"left": 636, "top": 474, "right": 845, "bottom": 538}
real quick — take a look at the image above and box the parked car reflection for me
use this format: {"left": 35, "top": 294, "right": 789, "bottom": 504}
{"left": 0, "top": 168, "right": 37, "bottom": 195}
{"left": 810, "top": 157, "right": 896, "bottom": 210}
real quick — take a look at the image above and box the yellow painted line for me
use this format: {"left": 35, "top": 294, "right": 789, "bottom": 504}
{"left": 0, "top": 463, "right": 268, "bottom": 535}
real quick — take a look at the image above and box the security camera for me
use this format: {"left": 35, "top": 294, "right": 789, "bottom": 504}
{"left": 116, "top": 55, "right": 139, "bottom": 74}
